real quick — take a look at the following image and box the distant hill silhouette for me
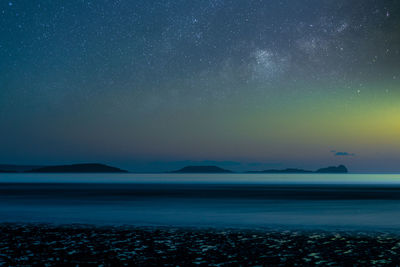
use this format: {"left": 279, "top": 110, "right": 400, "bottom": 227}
{"left": 0, "top": 169, "right": 17, "bottom": 173}
{"left": 170, "top": 165, "right": 232, "bottom": 173}
{"left": 248, "top": 168, "right": 312, "bottom": 173}
{"left": 0, "top": 165, "right": 44, "bottom": 172}
{"left": 28, "top": 163, "right": 128, "bottom": 173}
{"left": 249, "top": 165, "right": 348, "bottom": 174}
{"left": 315, "top": 165, "right": 348, "bottom": 173}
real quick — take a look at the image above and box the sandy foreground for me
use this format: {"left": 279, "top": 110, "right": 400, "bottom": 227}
{"left": 0, "top": 223, "right": 399, "bottom": 266}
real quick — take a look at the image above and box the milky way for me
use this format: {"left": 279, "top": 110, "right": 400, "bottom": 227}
{"left": 1, "top": 0, "right": 399, "bottom": 172}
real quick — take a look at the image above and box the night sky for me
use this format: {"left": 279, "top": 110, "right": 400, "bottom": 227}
{"left": 1, "top": 0, "right": 399, "bottom": 172}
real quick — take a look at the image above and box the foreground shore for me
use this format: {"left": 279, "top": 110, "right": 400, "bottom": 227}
{"left": 0, "top": 224, "right": 399, "bottom": 266}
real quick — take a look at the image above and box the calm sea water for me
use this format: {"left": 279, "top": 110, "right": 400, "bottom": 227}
{"left": 1, "top": 173, "right": 400, "bottom": 230}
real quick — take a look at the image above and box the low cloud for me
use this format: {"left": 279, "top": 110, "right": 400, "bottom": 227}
{"left": 330, "top": 150, "right": 355, "bottom": 157}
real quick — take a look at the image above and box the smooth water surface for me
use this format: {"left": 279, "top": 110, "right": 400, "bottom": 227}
{"left": 1, "top": 173, "right": 400, "bottom": 230}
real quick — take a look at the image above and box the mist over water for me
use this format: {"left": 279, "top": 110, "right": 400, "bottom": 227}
{"left": 1, "top": 173, "right": 400, "bottom": 230}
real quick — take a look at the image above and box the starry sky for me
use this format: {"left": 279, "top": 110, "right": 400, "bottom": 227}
{"left": 1, "top": 0, "right": 400, "bottom": 172}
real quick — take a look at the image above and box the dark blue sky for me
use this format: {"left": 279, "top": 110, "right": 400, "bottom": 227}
{"left": 1, "top": 0, "right": 400, "bottom": 172}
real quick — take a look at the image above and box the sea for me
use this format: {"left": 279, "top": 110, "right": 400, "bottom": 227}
{"left": 1, "top": 173, "right": 400, "bottom": 231}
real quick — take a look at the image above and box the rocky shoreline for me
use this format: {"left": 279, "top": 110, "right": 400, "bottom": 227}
{"left": 0, "top": 223, "right": 399, "bottom": 266}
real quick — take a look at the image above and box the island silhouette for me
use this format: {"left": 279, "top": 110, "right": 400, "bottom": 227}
{"left": 247, "top": 168, "right": 313, "bottom": 174}
{"left": 0, "top": 169, "right": 17, "bottom": 173}
{"left": 248, "top": 165, "right": 348, "bottom": 174}
{"left": 0, "top": 165, "right": 45, "bottom": 172}
{"left": 170, "top": 165, "right": 233, "bottom": 173}
{"left": 0, "top": 163, "right": 348, "bottom": 173}
{"left": 170, "top": 165, "right": 348, "bottom": 174}
{"left": 27, "top": 163, "right": 128, "bottom": 173}
{"left": 315, "top": 165, "right": 348, "bottom": 173}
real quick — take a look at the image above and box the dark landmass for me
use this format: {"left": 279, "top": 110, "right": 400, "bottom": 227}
{"left": 0, "top": 163, "right": 348, "bottom": 174}
{"left": 170, "top": 165, "right": 232, "bottom": 173}
{"left": 27, "top": 163, "right": 128, "bottom": 173}
{"left": 316, "top": 165, "right": 348, "bottom": 173}
{"left": 248, "top": 168, "right": 313, "bottom": 173}
{"left": 249, "top": 165, "right": 348, "bottom": 174}
{"left": 0, "top": 223, "right": 399, "bottom": 266}
{"left": 0, "top": 164, "right": 44, "bottom": 172}
{"left": 0, "top": 169, "right": 17, "bottom": 173}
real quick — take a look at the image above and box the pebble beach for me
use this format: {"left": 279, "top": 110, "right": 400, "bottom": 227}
{"left": 1, "top": 223, "right": 399, "bottom": 266}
